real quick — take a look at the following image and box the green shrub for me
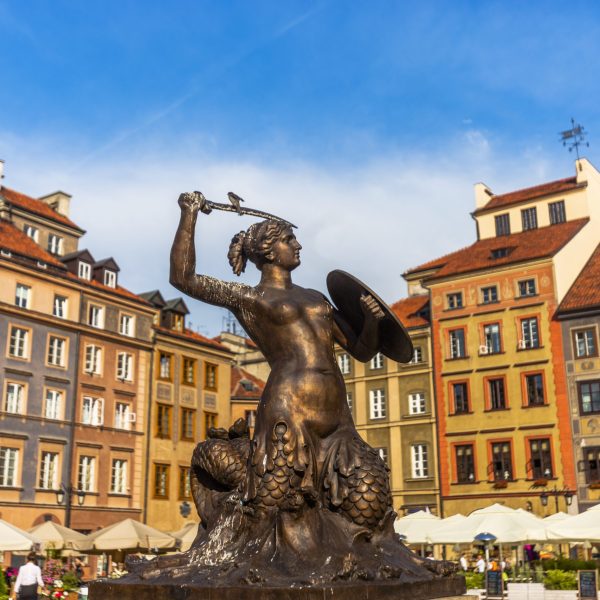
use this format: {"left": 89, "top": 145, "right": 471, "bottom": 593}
{"left": 541, "top": 558, "right": 598, "bottom": 572}
{"left": 543, "top": 569, "right": 578, "bottom": 590}
{"left": 0, "top": 571, "right": 8, "bottom": 600}
{"left": 465, "top": 572, "right": 484, "bottom": 589}
{"left": 62, "top": 570, "right": 79, "bottom": 591}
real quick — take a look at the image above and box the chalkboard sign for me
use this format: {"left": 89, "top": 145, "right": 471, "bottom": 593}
{"left": 485, "top": 570, "right": 504, "bottom": 598}
{"left": 578, "top": 570, "right": 598, "bottom": 600}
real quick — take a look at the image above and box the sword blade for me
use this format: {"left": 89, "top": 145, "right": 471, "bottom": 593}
{"left": 204, "top": 201, "right": 296, "bottom": 228}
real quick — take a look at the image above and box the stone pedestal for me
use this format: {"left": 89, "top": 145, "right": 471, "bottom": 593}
{"left": 90, "top": 575, "right": 466, "bottom": 600}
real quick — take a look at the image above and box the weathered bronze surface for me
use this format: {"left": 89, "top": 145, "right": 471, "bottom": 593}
{"left": 91, "top": 191, "right": 463, "bottom": 598}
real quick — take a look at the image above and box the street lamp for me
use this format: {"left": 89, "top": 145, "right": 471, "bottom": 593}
{"left": 56, "top": 485, "right": 86, "bottom": 527}
{"left": 537, "top": 486, "right": 574, "bottom": 512}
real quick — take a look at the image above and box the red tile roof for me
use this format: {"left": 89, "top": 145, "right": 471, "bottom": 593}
{"left": 475, "top": 176, "right": 583, "bottom": 214}
{"left": 0, "top": 219, "right": 66, "bottom": 268}
{"left": 558, "top": 243, "right": 600, "bottom": 313}
{"left": 231, "top": 366, "right": 265, "bottom": 398}
{"left": 156, "top": 326, "right": 231, "bottom": 352}
{"left": 406, "top": 218, "right": 589, "bottom": 281}
{"left": 390, "top": 295, "right": 430, "bottom": 328}
{"left": 1, "top": 186, "right": 84, "bottom": 231}
{"left": 65, "top": 272, "right": 152, "bottom": 305}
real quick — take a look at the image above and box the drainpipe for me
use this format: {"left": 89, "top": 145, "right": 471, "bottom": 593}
{"left": 142, "top": 341, "right": 155, "bottom": 524}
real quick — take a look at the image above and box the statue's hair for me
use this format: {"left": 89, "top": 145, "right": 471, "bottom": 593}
{"left": 227, "top": 220, "right": 289, "bottom": 276}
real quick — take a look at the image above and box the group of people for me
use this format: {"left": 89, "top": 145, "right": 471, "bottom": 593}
{"left": 459, "top": 552, "right": 512, "bottom": 574}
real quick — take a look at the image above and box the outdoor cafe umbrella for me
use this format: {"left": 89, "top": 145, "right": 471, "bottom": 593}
{"left": 171, "top": 522, "right": 199, "bottom": 552}
{"left": 29, "top": 521, "right": 88, "bottom": 552}
{"left": 427, "top": 503, "right": 547, "bottom": 544}
{"left": 0, "top": 519, "right": 41, "bottom": 552}
{"left": 74, "top": 518, "right": 177, "bottom": 553}
{"left": 546, "top": 504, "right": 600, "bottom": 542}
{"left": 394, "top": 510, "right": 440, "bottom": 544}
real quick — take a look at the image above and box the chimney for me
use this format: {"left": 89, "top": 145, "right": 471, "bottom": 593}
{"left": 38, "top": 190, "right": 72, "bottom": 218}
{"left": 474, "top": 182, "right": 493, "bottom": 210}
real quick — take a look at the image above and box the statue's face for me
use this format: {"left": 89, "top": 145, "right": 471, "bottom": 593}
{"left": 271, "top": 229, "right": 301, "bottom": 270}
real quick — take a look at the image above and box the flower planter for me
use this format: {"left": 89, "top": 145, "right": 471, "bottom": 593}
{"left": 493, "top": 481, "right": 508, "bottom": 489}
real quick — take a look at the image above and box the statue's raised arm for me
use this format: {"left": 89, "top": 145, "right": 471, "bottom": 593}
{"left": 169, "top": 191, "right": 252, "bottom": 312}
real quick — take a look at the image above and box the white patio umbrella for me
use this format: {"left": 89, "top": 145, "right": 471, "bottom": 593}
{"left": 546, "top": 504, "right": 600, "bottom": 542}
{"left": 74, "top": 518, "right": 177, "bottom": 552}
{"left": 171, "top": 522, "right": 199, "bottom": 552}
{"left": 428, "top": 503, "right": 547, "bottom": 544}
{"left": 29, "top": 521, "right": 88, "bottom": 551}
{"left": 394, "top": 510, "right": 440, "bottom": 544}
{"left": 0, "top": 519, "right": 41, "bottom": 551}
{"left": 542, "top": 511, "right": 570, "bottom": 523}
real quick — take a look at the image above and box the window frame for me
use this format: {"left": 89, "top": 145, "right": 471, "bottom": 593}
{"left": 88, "top": 304, "right": 104, "bottom": 329}
{"left": 337, "top": 353, "right": 351, "bottom": 375}
{"left": 156, "top": 403, "right": 172, "bottom": 438}
{"left": 53, "top": 295, "right": 68, "bottom": 319}
{"left": 447, "top": 292, "right": 464, "bottom": 310}
{"left": 489, "top": 440, "right": 514, "bottom": 482}
{"left": 38, "top": 450, "right": 60, "bottom": 490}
{"left": 81, "top": 396, "right": 104, "bottom": 426}
{"left": 78, "top": 261, "right": 91, "bottom": 280}
{"left": 111, "top": 458, "right": 128, "bottom": 495}
{"left": 4, "top": 381, "right": 26, "bottom": 414}
{"left": 494, "top": 213, "right": 511, "bottom": 236}
{"left": 23, "top": 224, "right": 39, "bottom": 242}
{"left": 369, "top": 388, "right": 386, "bottom": 420}
{"left": 448, "top": 327, "right": 467, "bottom": 359}
{"left": 103, "top": 270, "right": 117, "bottom": 288}
{"left": 527, "top": 437, "right": 553, "bottom": 480}
{"left": 114, "top": 402, "right": 131, "bottom": 430}
{"left": 179, "top": 466, "right": 192, "bottom": 500}
{"left": 450, "top": 380, "right": 470, "bottom": 414}
{"left": 7, "top": 325, "right": 31, "bottom": 360}
{"left": 370, "top": 352, "right": 384, "bottom": 370}
{"left": 182, "top": 357, "right": 196, "bottom": 386}
{"left": 519, "top": 316, "right": 541, "bottom": 349}
{"left": 485, "top": 376, "right": 508, "bottom": 411}
{"left": 548, "top": 200, "right": 566, "bottom": 225}
{"left": 517, "top": 278, "right": 537, "bottom": 298}
{"left": 84, "top": 344, "right": 103, "bottom": 375}
{"left": 180, "top": 408, "right": 196, "bottom": 441}
{"left": 480, "top": 285, "right": 499, "bottom": 305}
{"left": 408, "top": 392, "right": 426, "bottom": 415}
{"left": 77, "top": 455, "right": 96, "bottom": 493}
{"left": 521, "top": 206, "right": 538, "bottom": 231}
{"left": 577, "top": 380, "right": 600, "bottom": 415}
{"left": 204, "top": 362, "right": 218, "bottom": 391}
{"left": 154, "top": 463, "right": 170, "bottom": 499}
{"left": 48, "top": 234, "right": 63, "bottom": 255}
{"left": 454, "top": 443, "right": 476, "bottom": 484}
{"left": 119, "top": 313, "right": 135, "bottom": 337}
{"left": 482, "top": 321, "right": 502, "bottom": 354}
{"left": 44, "top": 388, "right": 63, "bottom": 420}
{"left": 158, "top": 352, "right": 173, "bottom": 381}
{"left": 411, "top": 444, "right": 429, "bottom": 478}
{"left": 0, "top": 446, "right": 19, "bottom": 487}
{"left": 572, "top": 327, "right": 598, "bottom": 359}
{"left": 116, "top": 352, "right": 133, "bottom": 382}
{"left": 46, "top": 334, "right": 68, "bottom": 368}
{"left": 15, "top": 283, "right": 31, "bottom": 309}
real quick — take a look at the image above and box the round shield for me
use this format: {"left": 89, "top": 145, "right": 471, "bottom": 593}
{"left": 326, "top": 269, "right": 413, "bottom": 363}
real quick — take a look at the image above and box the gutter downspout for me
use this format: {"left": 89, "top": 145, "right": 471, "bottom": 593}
{"left": 142, "top": 339, "right": 155, "bottom": 524}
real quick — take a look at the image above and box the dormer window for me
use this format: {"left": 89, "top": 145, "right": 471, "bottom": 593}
{"left": 23, "top": 224, "right": 39, "bottom": 242}
{"left": 491, "top": 247, "right": 511, "bottom": 259}
{"left": 104, "top": 270, "right": 117, "bottom": 288}
{"left": 240, "top": 379, "right": 255, "bottom": 392}
{"left": 173, "top": 314, "right": 184, "bottom": 331}
{"left": 78, "top": 262, "right": 91, "bottom": 280}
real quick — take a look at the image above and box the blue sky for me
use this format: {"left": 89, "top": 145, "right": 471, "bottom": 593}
{"left": 2, "top": 1, "right": 600, "bottom": 334}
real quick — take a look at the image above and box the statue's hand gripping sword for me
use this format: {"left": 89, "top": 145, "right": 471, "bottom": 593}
{"left": 197, "top": 190, "right": 297, "bottom": 229}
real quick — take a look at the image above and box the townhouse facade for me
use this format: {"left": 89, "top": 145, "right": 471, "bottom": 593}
{"left": 556, "top": 243, "right": 600, "bottom": 512}
{"left": 404, "top": 158, "right": 600, "bottom": 517}
{"left": 140, "top": 291, "right": 234, "bottom": 532}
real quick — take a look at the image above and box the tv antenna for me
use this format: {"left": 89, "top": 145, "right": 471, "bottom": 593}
{"left": 560, "top": 118, "right": 589, "bottom": 170}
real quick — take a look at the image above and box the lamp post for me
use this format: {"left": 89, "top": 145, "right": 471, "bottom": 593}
{"left": 539, "top": 487, "right": 574, "bottom": 513}
{"left": 474, "top": 532, "right": 497, "bottom": 573}
{"left": 56, "top": 484, "right": 86, "bottom": 528}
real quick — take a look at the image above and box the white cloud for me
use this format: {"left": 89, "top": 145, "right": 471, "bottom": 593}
{"left": 0, "top": 130, "right": 571, "bottom": 336}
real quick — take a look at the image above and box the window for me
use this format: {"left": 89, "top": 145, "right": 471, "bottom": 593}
{"left": 520, "top": 317, "right": 540, "bottom": 349}
{"left": 78, "top": 262, "right": 91, "bottom": 280}
{"left": 119, "top": 314, "right": 134, "bottom": 336}
{"left": 159, "top": 352, "right": 173, "bottom": 380}
{"left": 518, "top": 279, "right": 536, "bottom": 297}
{"left": 583, "top": 447, "right": 600, "bottom": 483}
{"left": 578, "top": 380, "right": 600, "bottom": 415}
{"left": 410, "top": 346, "right": 423, "bottom": 364}
{"left": 452, "top": 383, "right": 469, "bottom": 414}
{"left": 111, "top": 459, "right": 128, "bottom": 494}
{"left": 114, "top": 402, "right": 131, "bottom": 430}
{"left": 549, "top": 200, "right": 566, "bottom": 225}
{"left": 244, "top": 409, "right": 257, "bottom": 428}
{"left": 23, "top": 224, "right": 39, "bottom": 242}
{"left": 156, "top": 404, "right": 171, "bottom": 438}
{"left": 525, "top": 373, "right": 545, "bottom": 406}
{"left": 408, "top": 392, "right": 426, "bottom": 415}
{"left": 370, "top": 352, "right": 384, "bottom": 369}
{"left": 154, "top": 464, "right": 169, "bottom": 498}
{"left": 179, "top": 466, "right": 191, "bottom": 499}
{"left": 491, "top": 442, "right": 513, "bottom": 481}
{"left": 39, "top": 451, "right": 59, "bottom": 489}
{"left": 44, "top": 389, "right": 62, "bottom": 420}
{"left": 411, "top": 444, "right": 429, "bottom": 478}
{"left": 116, "top": 352, "right": 133, "bottom": 381}
{"left": 204, "top": 363, "right": 218, "bottom": 390}
{"left": 181, "top": 408, "right": 195, "bottom": 441}
{"left": 47, "top": 336, "right": 66, "bottom": 367}
{"left": 495, "top": 213, "right": 511, "bottom": 236}
{"left": 0, "top": 447, "right": 18, "bottom": 487}
{"left": 491, "top": 248, "right": 510, "bottom": 259}
{"left": 483, "top": 323, "right": 501, "bottom": 354}
{"left": 449, "top": 329, "right": 466, "bottom": 359}
{"left": 574, "top": 329, "right": 597, "bottom": 358}
{"left": 47, "top": 234, "right": 63, "bottom": 255}
{"left": 15, "top": 284, "right": 30, "bottom": 308}
{"left": 346, "top": 392, "right": 353, "bottom": 411}
{"left": 182, "top": 357, "right": 196, "bottom": 385}
{"left": 53, "top": 295, "right": 67, "bottom": 318}
{"left": 521, "top": 207, "right": 538, "bottom": 230}
{"left": 455, "top": 444, "right": 475, "bottom": 483}
{"left": 369, "top": 389, "right": 386, "bottom": 419}
{"left": 447, "top": 292, "right": 463, "bottom": 309}
{"left": 8, "top": 326, "right": 29, "bottom": 359}
{"left": 338, "top": 353, "right": 350, "bottom": 374}
{"left": 88, "top": 305, "right": 104, "bottom": 328}
{"left": 77, "top": 456, "right": 96, "bottom": 492}
{"left": 488, "top": 378, "right": 506, "bottom": 410}
{"left": 529, "top": 438, "right": 552, "bottom": 479}
{"left": 4, "top": 383, "right": 24, "bottom": 414}
{"left": 481, "top": 286, "right": 498, "bottom": 304}
{"left": 103, "top": 270, "right": 117, "bottom": 288}
{"left": 173, "top": 314, "right": 184, "bottom": 331}
{"left": 82, "top": 396, "right": 103, "bottom": 426}
{"left": 204, "top": 412, "right": 217, "bottom": 434}
{"left": 84, "top": 345, "right": 102, "bottom": 375}
{"left": 377, "top": 447, "right": 388, "bottom": 465}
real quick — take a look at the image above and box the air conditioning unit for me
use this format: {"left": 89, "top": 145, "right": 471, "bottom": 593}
{"left": 479, "top": 345, "right": 489, "bottom": 355}
{"left": 128, "top": 412, "right": 137, "bottom": 423}
{"left": 517, "top": 339, "right": 527, "bottom": 350}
